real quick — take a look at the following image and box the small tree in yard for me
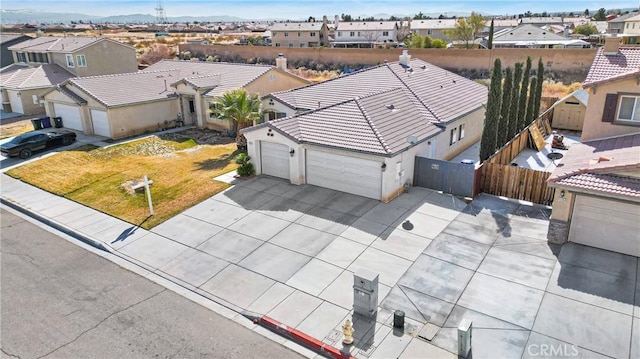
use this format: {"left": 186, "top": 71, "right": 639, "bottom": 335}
{"left": 480, "top": 58, "right": 502, "bottom": 162}
{"left": 210, "top": 89, "right": 262, "bottom": 147}
{"left": 235, "top": 153, "right": 255, "bottom": 177}
{"left": 532, "top": 58, "right": 544, "bottom": 121}
{"left": 517, "top": 56, "right": 532, "bottom": 132}
{"left": 139, "top": 43, "right": 174, "bottom": 65}
{"left": 496, "top": 67, "right": 513, "bottom": 149}
{"left": 508, "top": 62, "right": 522, "bottom": 140}
{"left": 574, "top": 23, "right": 598, "bottom": 36}
{"left": 487, "top": 19, "right": 494, "bottom": 49}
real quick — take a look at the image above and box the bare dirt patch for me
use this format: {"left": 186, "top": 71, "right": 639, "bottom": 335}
{"left": 159, "top": 128, "right": 235, "bottom": 146}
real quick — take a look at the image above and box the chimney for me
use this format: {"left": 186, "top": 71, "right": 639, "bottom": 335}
{"left": 399, "top": 50, "right": 411, "bottom": 66}
{"left": 603, "top": 36, "right": 621, "bottom": 55}
{"left": 275, "top": 53, "right": 287, "bottom": 70}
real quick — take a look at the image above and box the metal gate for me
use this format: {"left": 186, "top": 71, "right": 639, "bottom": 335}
{"left": 413, "top": 157, "right": 476, "bottom": 197}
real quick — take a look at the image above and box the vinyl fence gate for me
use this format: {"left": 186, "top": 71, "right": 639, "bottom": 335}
{"left": 413, "top": 157, "right": 476, "bottom": 197}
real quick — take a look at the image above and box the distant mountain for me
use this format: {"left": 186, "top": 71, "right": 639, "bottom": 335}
{"left": 0, "top": 9, "right": 249, "bottom": 24}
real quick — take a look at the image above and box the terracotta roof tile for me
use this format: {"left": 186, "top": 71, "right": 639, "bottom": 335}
{"left": 548, "top": 133, "right": 640, "bottom": 196}
{"left": 583, "top": 47, "right": 640, "bottom": 87}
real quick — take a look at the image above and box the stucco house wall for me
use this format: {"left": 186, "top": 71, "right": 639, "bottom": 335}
{"left": 48, "top": 41, "right": 137, "bottom": 77}
{"left": 108, "top": 99, "right": 179, "bottom": 139}
{"left": 7, "top": 88, "right": 46, "bottom": 115}
{"left": 581, "top": 77, "right": 640, "bottom": 141}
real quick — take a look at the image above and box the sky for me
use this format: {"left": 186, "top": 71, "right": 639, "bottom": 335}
{"left": 1, "top": 0, "right": 639, "bottom": 19}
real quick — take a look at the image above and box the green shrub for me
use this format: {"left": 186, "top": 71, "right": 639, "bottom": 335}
{"left": 235, "top": 153, "right": 255, "bottom": 177}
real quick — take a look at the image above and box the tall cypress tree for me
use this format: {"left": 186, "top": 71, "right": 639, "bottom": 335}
{"left": 525, "top": 77, "right": 538, "bottom": 126}
{"left": 517, "top": 56, "right": 532, "bottom": 131}
{"left": 480, "top": 58, "right": 503, "bottom": 162}
{"left": 532, "top": 58, "right": 544, "bottom": 120}
{"left": 496, "top": 67, "right": 513, "bottom": 148}
{"left": 508, "top": 62, "right": 522, "bottom": 140}
{"left": 487, "top": 19, "right": 494, "bottom": 49}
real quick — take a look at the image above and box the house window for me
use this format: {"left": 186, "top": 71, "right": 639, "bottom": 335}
{"left": 300, "top": 43, "right": 305, "bottom": 47}
{"left": 32, "top": 95, "right": 39, "bottom": 105}
{"left": 16, "top": 52, "right": 26, "bottom": 62}
{"left": 450, "top": 128, "right": 457, "bottom": 145}
{"left": 267, "top": 112, "right": 287, "bottom": 121}
{"left": 275, "top": 43, "right": 281, "bottom": 47}
{"left": 458, "top": 124, "right": 465, "bottom": 140}
{"left": 65, "top": 54, "right": 75, "bottom": 68}
{"left": 76, "top": 54, "right": 87, "bottom": 67}
{"left": 350, "top": 31, "right": 355, "bottom": 37}
{"left": 38, "top": 53, "right": 48, "bottom": 63}
{"left": 617, "top": 95, "right": 640, "bottom": 122}
{"left": 284, "top": 32, "right": 289, "bottom": 37}
{"left": 338, "top": 32, "right": 342, "bottom": 37}
{"left": 289, "top": 43, "right": 294, "bottom": 47}
{"left": 427, "top": 29, "right": 433, "bottom": 35}
{"left": 272, "top": 32, "right": 277, "bottom": 37}
{"left": 357, "top": 32, "right": 361, "bottom": 37}
{"left": 382, "top": 31, "right": 389, "bottom": 36}
{"left": 298, "top": 32, "right": 301, "bottom": 37}
{"left": 310, "top": 32, "right": 316, "bottom": 37}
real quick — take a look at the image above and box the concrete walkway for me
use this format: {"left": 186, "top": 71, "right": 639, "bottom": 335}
{"left": 1, "top": 174, "right": 638, "bottom": 359}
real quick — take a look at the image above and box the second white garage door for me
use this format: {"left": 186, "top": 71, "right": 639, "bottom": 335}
{"left": 261, "top": 141, "right": 290, "bottom": 179}
{"left": 569, "top": 195, "right": 640, "bottom": 257}
{"left": 306, "top": 150, "right": 382, "bottom": 200}
{"left": 53, "top": 103, "right": 83, "bottom": 131}
{"left": 90, "top": 109, "right": 111, "bottom": 137}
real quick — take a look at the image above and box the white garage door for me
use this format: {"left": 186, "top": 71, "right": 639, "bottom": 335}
{"left": 90, "top": 109, "right": 111, "bottom": 137}
{"left": 306, "top": 150, "right": 382, "bottom": 200}
{"left": 261, "top": 141, "right": 290, "bottom": 179}
{"left": 53, "top": 103, "right": 83, "bottom": 131}
{"left": 8, "top": 91, "right": 23, "bottom": 114}
{"left": 569, "top": 195, "right": 640, "bottom": 257}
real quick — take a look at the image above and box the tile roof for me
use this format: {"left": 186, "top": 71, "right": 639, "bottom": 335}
{"left": 336, "top": 21, "right": 398, "bottom": 31}
{"left": 583, "top": 46, "right": 640, "bottom": 87}
{"left": 548, "top": 132, "right": 640, "bottom": 197}
{"left": 7, "top": 36, "right": 107, "bottom": 52}
{"left": 0, "top": 63, "right": 73, "bottom": 89}
{"left": 65, "top": 70, "right": 178, "bottom": 107}
{"left": 252, "top": 87, "right": 442, "bottom": 156}
{"left": 144, "top": 60, "right": 274, "bottom": 97}
{"left": 492, "top": 24, "right": 570, "bottom": 42}
{"left": 624, "top": 14, "right": 640, "bottom": 22}
{"left": 410, "top": 19, "right": 457, "bottom": 30}
{"left": 0, "top": 34, "right": 30, "bottom": 44}
{"left": 267, "top": 58, "right": 488, "bottom": 123}
{"left": 270, "top": 22, "right": 325, "bottom": 31}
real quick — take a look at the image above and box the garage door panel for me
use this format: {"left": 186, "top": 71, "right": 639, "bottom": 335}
{"left": 569, "top": 195, "right": 640, "bottom": 257}
{"left": 90, "top": 109, "right": 111, "bottom": 137}
{"left": 53, "top": 103, "right": 83, "bottom": 131}
{"left": 261, "top": 141, "right": 289, "bottom": 179}
{"left": 306, "top": 150, "right": 381, "bottom": 200}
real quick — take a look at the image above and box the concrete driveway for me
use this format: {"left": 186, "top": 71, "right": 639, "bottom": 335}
{"left": 3, "top": 173, "right": 637, "bottom": 358}
{"left": 111, "top": 175, "right": 637, "bottom": 359}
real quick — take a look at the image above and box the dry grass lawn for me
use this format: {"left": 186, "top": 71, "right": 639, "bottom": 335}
{"left": 1, "top": 119, "right": 34, "bottom": 139}
{"left": 7, "top": 136, "right": 239, "bottom": 229}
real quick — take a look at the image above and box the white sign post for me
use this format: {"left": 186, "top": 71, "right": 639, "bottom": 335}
{"left": 144, "top": 175, "right": 154, "bottom": 216}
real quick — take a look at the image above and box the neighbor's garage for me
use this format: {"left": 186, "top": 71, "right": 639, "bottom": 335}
{"left": 8, "top": 90, "right": 23, "bottom": 114}
{"left": 569, "top": 195, "right": 640, "bottom": 257}
{"left": 53, "top": 103, "right": 83, "bottom": 131}
{"left": 90, "top": 109, "right": 111, "bottom": 137}
{"left": 260, "top": 141, "right": 290, "bottom": 179}
{"left": 306, "top": 150, "right": 382, "bottom": 200}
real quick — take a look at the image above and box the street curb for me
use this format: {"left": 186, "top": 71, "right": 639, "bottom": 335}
{"left": 0, "top": 197, "right": 112, "bottom": 253}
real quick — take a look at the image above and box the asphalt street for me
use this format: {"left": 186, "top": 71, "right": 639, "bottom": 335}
{"left": 0, "top": 208, "right": 303, "bottom": 359}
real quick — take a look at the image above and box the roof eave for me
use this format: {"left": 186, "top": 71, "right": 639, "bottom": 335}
{"left": 546, "top": 181, "right": 640, "bottom": 203}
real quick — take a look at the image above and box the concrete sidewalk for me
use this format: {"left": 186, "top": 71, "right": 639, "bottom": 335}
{"left": 2, "top": 173, "right": 638, "bottom": 359}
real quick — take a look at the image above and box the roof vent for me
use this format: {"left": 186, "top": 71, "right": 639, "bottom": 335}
{"left": 452, "top": 79, "right": 456, "bottom": 83}
{"left": 420, "top": 65, "right": 426, "bottom": 70}
{"left": 386, "top": 104, "right": 395, "bottom": 110}
{"left": 598, "top": 156, "right": 612, "bottom": 163}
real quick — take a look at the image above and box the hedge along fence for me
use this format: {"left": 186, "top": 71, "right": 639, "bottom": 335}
{"left": 179, "top": 44, "right": 596, "bottom": 81}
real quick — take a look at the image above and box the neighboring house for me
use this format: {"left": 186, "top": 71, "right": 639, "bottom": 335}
{"left": 243, "top": 51, "right": 488, "bottom": 202}
{"left": 482, "top": 18, "right": 520, "bottom": 36}
{"left": 0, "top": 64, "right": 73, "bottom": 115}
{"left": 144, "top": 59, "right": 309, "bottom": 130}
{"left": 607, "top": 12, "right": 638, "bottom": 35}
{"left": 410, "top": 19, "right": 456, "bottom": 40}
{"left": 42, "top": 58, "right": 309, "bottom": 138}
{"left": 547, "top": 133, "right": 640, "bottom": 256}
{"left": 0, "top": 34, "right": 32, "bottom": 67}
{"left": 620, "top": 14, "right": 640, "bottom": 45}
{"left": 549, "top": 88, "right": 588, "bottom": 131}
{"left": 2, "top": 36, "right": 137, "bottom": 115}
{"left": 580, "top": 38, "right": 640, "bottom": 141}
{"left": 490, "top": 24, "right": 590, "bottom": 48}
{"left": 547, "top": 37, "right": 640, "bottom": 256}
{"left": 333, "top": 21, "right": 399, "bottom": 48}
{"left": 270, "top": 21, "right": 328, "bottom": 48}
{"left": 520, "top": 17, "right": 564, "bottom": 26}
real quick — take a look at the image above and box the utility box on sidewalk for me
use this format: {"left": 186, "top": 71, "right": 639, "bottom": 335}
{"left": 457, "top": 318, "right": 473, "bottom": 358}
{"left": 353, "top": 270, "right": 379, "bottom": 317}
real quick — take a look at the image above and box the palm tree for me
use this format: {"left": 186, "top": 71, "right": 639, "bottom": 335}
{"left": 210, "top": 89, "right": 262, "bottom": 146}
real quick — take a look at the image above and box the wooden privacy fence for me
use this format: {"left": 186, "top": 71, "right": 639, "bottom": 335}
{"left": 480, "top": 163, "right": 555, "bottom": 205}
